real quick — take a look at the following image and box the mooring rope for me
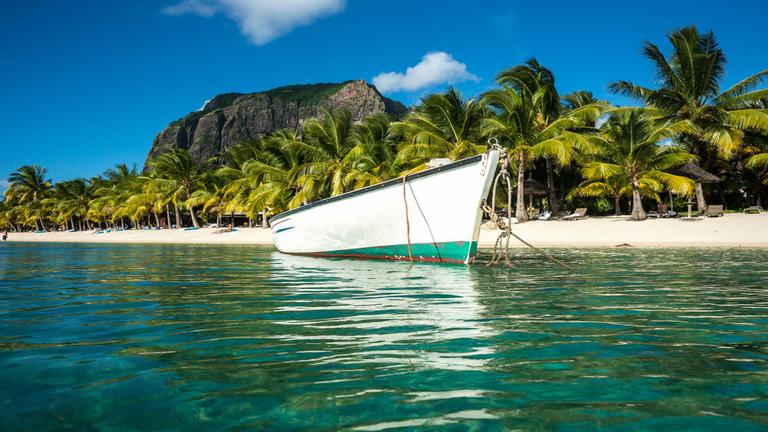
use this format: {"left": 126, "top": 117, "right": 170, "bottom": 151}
{"left": 402, "top": 173, "right": 413, "bottom": 262}
{"left": 484, "top": 138, "right": 572, "bottom": 270}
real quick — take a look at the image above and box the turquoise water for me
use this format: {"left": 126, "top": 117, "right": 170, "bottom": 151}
{"left": 1, "top": 243, "right": 768, "bottom": 431}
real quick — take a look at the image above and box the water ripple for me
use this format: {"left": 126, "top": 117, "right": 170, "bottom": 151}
{"left": 1, "top": 243, "right": 767, "bottom": 430}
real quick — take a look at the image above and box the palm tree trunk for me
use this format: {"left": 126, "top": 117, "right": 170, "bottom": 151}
{"left": 153, "top": 210, "right": 160, "bottom": 228}
{"left": 174, "top": 204, "right": 182, "bottom": 228}
{"left": 630, "top": 180, "right": 646, "bottom": 221}
{"left": 545, "top": 157, "right": 560, "bottom": 212}
{"left": 216, "top": 212, "right": 222, "bottom": 227}
{"left": 165, "top": 205, "right": 171, "bottom": 229}
{"left": 189, "top": 206, "right": 200, "bottom": 228}
{"left": 516, "top": 154, "right": 528, "bottom": 222}
{"left": 695, "top": 182, "right": 706, "bottom": 212}
{"left": 262, "top": 209, "right": 269, "bottom": 228}
{"left": 614, "top": 195, "right": 621, "bottom": 216}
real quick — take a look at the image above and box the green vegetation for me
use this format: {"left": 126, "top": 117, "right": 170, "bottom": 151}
{"left": 1, "top": 26, "right": 766, "bottom": 231}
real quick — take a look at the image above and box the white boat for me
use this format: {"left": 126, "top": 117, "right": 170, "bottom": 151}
{"left": 269, "top": 149, "right": 501, "bottom": 264}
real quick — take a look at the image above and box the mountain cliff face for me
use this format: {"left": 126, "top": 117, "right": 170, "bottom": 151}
{"left": 145, "top": 80, "right": 407, "bottom": 166}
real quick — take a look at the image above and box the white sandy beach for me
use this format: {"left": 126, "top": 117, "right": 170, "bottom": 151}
{"left": 5, "top": 213, "right": 768, "bottom": 248}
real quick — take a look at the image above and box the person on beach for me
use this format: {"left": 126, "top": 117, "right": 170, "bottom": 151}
{"left": 2, "top": 230, "right": 7, "bottom": 242}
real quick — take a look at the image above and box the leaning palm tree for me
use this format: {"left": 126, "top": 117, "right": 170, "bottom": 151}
{"left": 5, "top": 165, "right": 51, "bottom": 231}
{"left": 586, "top": 109, "right": 697, "bottom": 220}
{"left": 609, "top": 26, "right": 768, "bottom": 210}
{"left": 393, "top": 87, "right": 487, "bottom": 170}
{"left": 149, "top": 150, "right": 204, "bottom": 228}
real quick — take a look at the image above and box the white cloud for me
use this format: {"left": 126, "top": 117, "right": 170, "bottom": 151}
{"left": 162, "top": 0, "right": 346, "bottom": 45}
{"left": 372, "top": 52, "right": 479, "bottom": 94}
{"left": 162, "top": 0, "right": 216, "bottom": 17}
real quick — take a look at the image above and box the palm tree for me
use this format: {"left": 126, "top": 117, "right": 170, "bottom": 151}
{"left": 481, "top": 85, "right": 600, "bottom": 222}
{"left": 286, "top": 109, "right": 362, "bottom": 198}
{"left": 187, "top": 171, "right": 228, "bottom": 227}
{"left": 345, "top": 113, "right": 399, "bottom": 188}
{"left": 393, "top": 87, "right": 487, "bottom": 169}
{"left": 5, "top": 165, "right": 51, "bottom": 231}
{"left": 495, "top": 59, "right": 608, "bottom": 212}
{"left": 51, "top": 178, "right": 94, "bottom": 230}
{"left": 90, "top": 164, "right": 141, "bottom": 229}
{"left": 217, "top": 131, "right": 305, "bottom": 224}
{"left": 567, "top": 170, "right": 668, "bottom": 216}
{"left": 149, "top": 150, "right": 204, "bottom": 228}
{"left": 586, "top": 109, "right": 696, "bottom": 220}
{"left": 609, "top": 26, "right": 768, "bottom": 210}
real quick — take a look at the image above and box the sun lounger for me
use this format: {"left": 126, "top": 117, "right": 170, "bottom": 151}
{"left": 744, "top": 206, "right": 763, "bottom": 214}
{"left": 647, "top": 210, "right": 661, "bottom": 218}
{"left": 704, "top": 204, "right": 724, "bottom": 217}
{"left": 538, "top": 211, "right": 552, "bottom": 221}
{"left": 561, "top": 208, "right": 588, "bottom": 221}
{"left": 552, "top": 211, "right": 570, "bottom": 220}
{"left": 661, "top": 210, "right": 678, "bottom": 218}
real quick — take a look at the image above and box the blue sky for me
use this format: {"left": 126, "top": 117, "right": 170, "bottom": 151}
{"left": 2, "top": 0, "right": 767, "bottom": 186}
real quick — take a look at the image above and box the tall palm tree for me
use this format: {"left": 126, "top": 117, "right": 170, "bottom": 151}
{"left": 586, "top": 109, "right": 696, "bottom": 220}
{"left": 6, "top": 165, "right": 51, "bottom": 231}
{"left": 609, "top": 26, "right": 768, "bottom": 210}
{"left": 481, "top": 85, "right": 600, "bottom": 222}
{"left": 149, "top": 150, "right": 204, "bottom": 228}
{"left": 393, "top": 87, "right": 487, "bottom": 169}
{"left": 496, "top": 59, "right": 608, "bottom": 212}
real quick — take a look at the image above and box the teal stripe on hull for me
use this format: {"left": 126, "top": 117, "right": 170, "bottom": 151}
{"left": 309, "top": 240, "right": 477, "bottom": 264}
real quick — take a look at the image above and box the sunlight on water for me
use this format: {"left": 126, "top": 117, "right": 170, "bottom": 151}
{"left": 1, "top": 243, "right": 767, "bottom": 430}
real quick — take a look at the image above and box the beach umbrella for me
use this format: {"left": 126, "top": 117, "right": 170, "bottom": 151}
{"left": 675, "top": 161, "right": 721, "bottom": 184}
{"left": 514, "top": 179, "right": 548, "bottom": 208}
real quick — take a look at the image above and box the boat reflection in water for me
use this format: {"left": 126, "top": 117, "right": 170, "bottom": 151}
{"left": 269, "top": 252, "right": 497, "bottom": 371}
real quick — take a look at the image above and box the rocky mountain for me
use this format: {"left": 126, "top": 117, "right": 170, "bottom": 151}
{"left": 145, "top": 80, "right": 408, "bottom": 167}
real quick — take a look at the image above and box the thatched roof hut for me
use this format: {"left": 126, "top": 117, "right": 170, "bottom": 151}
{"left": 521, "top": 179, "right": 548, "bottom": 196}
{"left": 676, "top": 161, "right": 721, "bottom": 183}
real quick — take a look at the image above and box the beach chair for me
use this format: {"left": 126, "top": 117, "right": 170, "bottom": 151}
{"left": 647, "top": 210, "right": 661, "bottom": 218}
{"left": 538, "top": 211, "right": 552, "bottom": 221}
{"left": 561, "top": 208, "right": 588, "bottom": 221}
{"left": 704, "top": 204, "right": 724, "bottom": 217}
{"left": 744, "top": 206, "right": 763, "bottom": 214}
{"left": 552, "top": 210, "right": 570, "bottom": 220}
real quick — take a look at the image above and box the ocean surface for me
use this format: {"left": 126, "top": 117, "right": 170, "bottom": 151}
{"left": 1, "top": 243, "right": 767, "bottom": 431}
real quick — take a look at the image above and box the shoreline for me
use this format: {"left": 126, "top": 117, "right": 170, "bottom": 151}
{"left": 5, "top": 213, "right": 768, "bottom": 248}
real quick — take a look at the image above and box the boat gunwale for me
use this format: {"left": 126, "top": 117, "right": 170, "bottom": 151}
{"left": 269, "top": 153, "right": 486, "bottom": 224}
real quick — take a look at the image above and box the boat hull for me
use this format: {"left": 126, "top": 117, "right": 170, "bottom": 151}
{"left": 270, "top": 150, "right": 500, "bottom": 264}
